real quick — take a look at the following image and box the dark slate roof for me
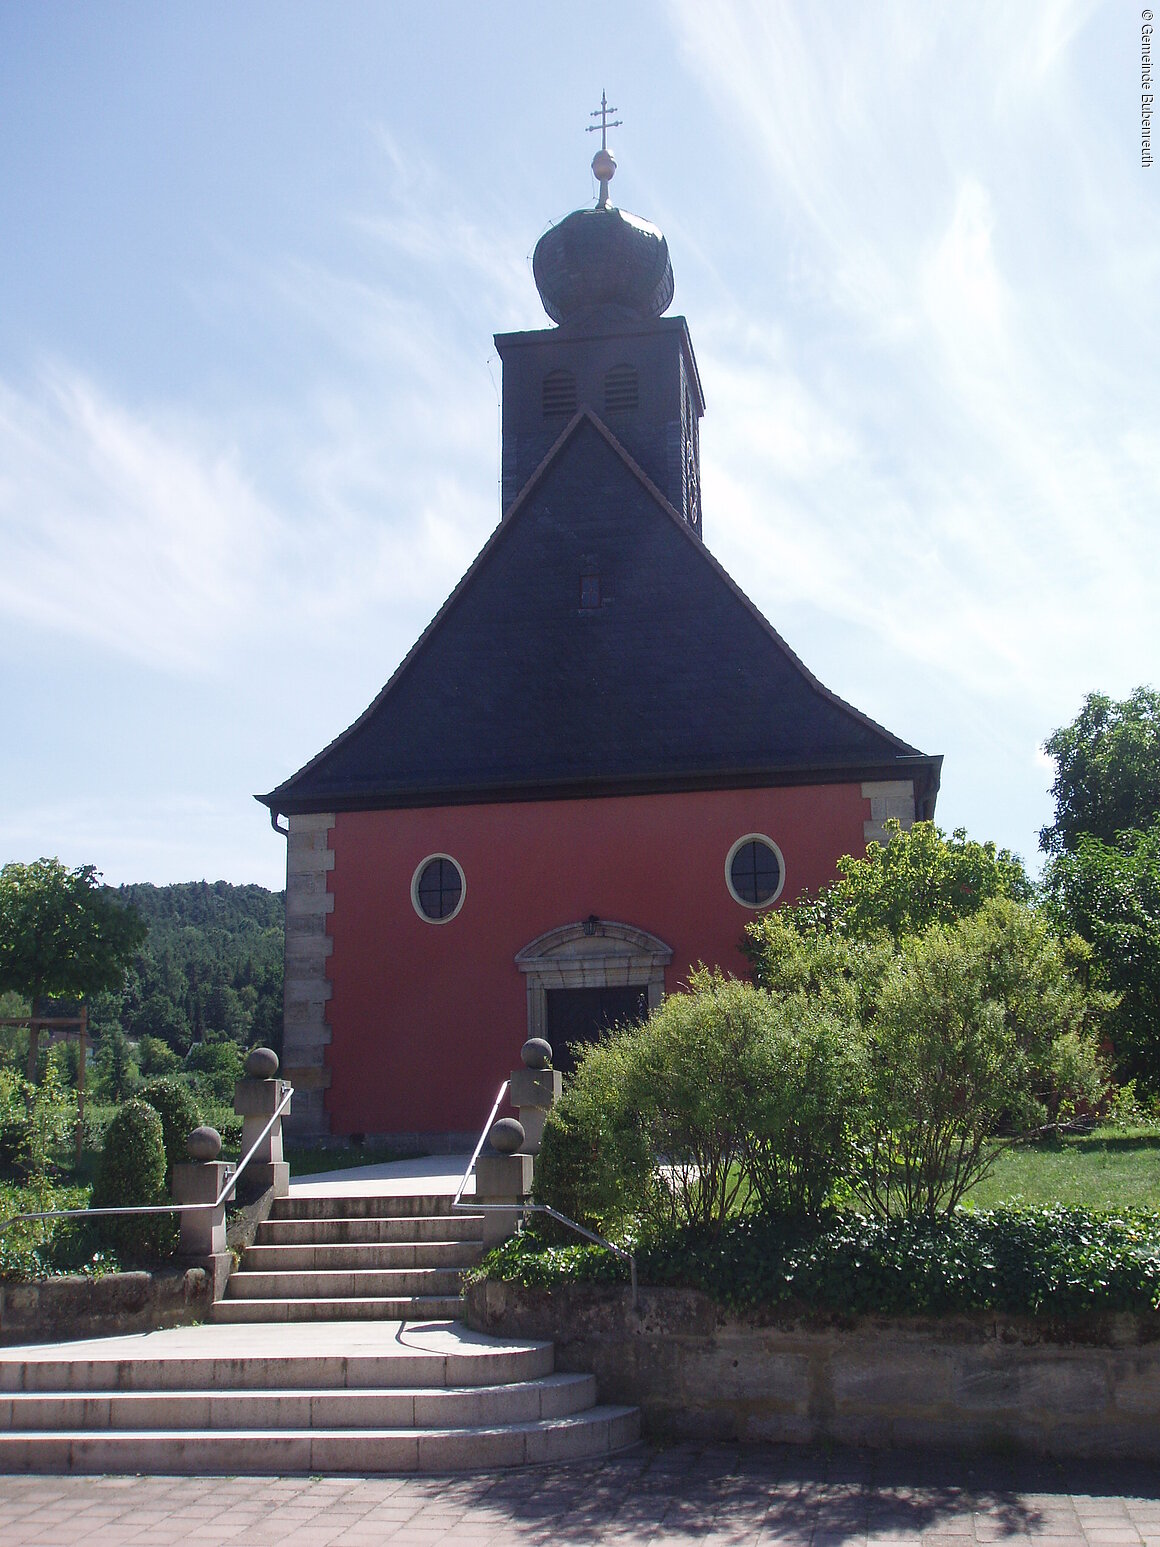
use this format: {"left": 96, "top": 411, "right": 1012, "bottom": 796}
{"left": 262, "top": 412, "right": 941, "bottom": 815}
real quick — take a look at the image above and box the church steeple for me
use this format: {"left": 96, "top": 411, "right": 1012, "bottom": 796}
{"left": 495, "top": 114, "right": 703, "bottom": 533}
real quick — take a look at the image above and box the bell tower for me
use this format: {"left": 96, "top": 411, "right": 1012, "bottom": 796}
{"left": 494, "top": 102, "right": 705, "bottom": 534}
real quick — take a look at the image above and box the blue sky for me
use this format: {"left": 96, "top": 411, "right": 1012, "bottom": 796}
{"left": 0, "top": 1, "right": 1155, "bottom": 891}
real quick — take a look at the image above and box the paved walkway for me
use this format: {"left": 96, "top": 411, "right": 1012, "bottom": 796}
{"left": 286, "top": 1153, "right": 475, "bottom": 1199}
{"left": 1, "top": 1442, "right": 1158, "bottom": 1545}
{"left": 0, "top": 1315, "right": 543, "bottom": 1374}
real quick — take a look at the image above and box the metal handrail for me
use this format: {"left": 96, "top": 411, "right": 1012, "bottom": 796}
{"left": 452, "top": 1078, "right": 510, "bottom": 1210}
{"left": 453, "top": 1078, "right": 639, "bottom": 1309}
{"left": 0, "top": 1082, "right": 294, "bottom": 1237}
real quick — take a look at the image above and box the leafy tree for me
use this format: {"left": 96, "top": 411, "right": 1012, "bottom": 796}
{"left": 1044, "top": 822, "right": 1160, "bottom": 1091}
{"left": 858, "top": 900, "right": 1105, "bottom": 1216}
{"left": 91, "top": 1025, "right": 140, "bottom": 1103}
{"left": 744, "top": 905, "right": 894, "bottom": 1021}
{"left": 834, "top": 820, "right": 1032, "bottom": 940}
{"left": 743, "top": 820, "right": 1032, "bottom": 1003}
{"left": 0, "top": 859, "right": 145, "bottom": 1079}
{"left": 137, "top": 1035, "right": 181, "bottom": 1077}
{"left": 1040, "top": 687, "right": 1160, "bottom": 854}
{"left": 747, "top": 883, "right": 1108, "bottom": 1216}
{"left": 20, "top": 1065, "right": 76, "bottom": 1218}
{"left": 125, "top": 992, "right": 191, "bottom": 1052}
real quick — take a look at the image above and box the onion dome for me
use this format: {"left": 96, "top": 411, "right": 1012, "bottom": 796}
{"left": 532, "top": 126, "right": 674, "bottom": 327}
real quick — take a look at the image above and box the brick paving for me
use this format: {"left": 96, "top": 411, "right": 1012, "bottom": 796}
{"left": 1, "top": 1444, "right": 1159, "bottom": 1546}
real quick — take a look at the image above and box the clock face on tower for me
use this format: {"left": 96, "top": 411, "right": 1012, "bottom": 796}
{"left": 686, "top": 443, "right": 701, "bottom": 529}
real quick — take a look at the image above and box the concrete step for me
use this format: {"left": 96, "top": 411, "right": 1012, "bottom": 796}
{"left": 1, "top": 1325, "right": 555, "bottom": 1392}
{"left": 258, "top": 1213, "right": 483, "bottom": 1245}
{"left": 225, "top": 1267, "right": 465, "bottom": 1300}
{"left": 211, "top": 1294, "right": 466, "bottom": 1323}
{"left": 1, "top": 1372, "right": 598, "bottom": 1431}
{"left": 0, "top": 1406, "right": 641, "bottom": 1474}
{"left": 272, "top": 1194, "right": 470, "bottom": 1221}
{"left": 241, "top": 1240, "right": 483, "bottom": 1272}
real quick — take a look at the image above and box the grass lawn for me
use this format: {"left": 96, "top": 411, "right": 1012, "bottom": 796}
{"left": 965, "top": 1124, "right": 1160, "bottom": 1211}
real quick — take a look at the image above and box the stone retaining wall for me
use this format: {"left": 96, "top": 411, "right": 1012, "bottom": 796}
{"left": 465, "top": 1280, "right": 1160, "bottom": 1462}
{"left": 1, "top": 1268, "right": 213, "bottom": 1344}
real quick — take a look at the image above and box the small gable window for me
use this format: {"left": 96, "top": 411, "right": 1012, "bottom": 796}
{"left": 604, "top": 363, "right": 639, "bottom": 414}
{"left": 725, "top": 835, "right": 785, "bottom": 909}
{"left": 542, "top": 369, "right": 577, "bottom": 417}
{"left": 411, "top": 854, "right": 466, "bottom": 923}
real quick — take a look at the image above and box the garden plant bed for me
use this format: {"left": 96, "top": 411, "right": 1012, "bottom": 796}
{"left": 465, "top": 1277, "right": 1160, "bottom": 1462}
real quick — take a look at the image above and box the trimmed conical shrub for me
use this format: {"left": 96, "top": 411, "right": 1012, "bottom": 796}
{"left": 90, "top": 1099, "right": 172, "bottom": 1261}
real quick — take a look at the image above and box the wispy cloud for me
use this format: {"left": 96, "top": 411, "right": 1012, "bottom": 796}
{"left": 673, "top": 0, "right": 1159, "bottom": 726}
{"left": 0, "top": 132, "right": 534, "bottom": 682}
{"left": 0, "top": 370, "right": 280, "bottom": 672}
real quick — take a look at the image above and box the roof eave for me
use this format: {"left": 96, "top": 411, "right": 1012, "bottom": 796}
{"left": 259, "top": 752, "right": 944, "bottom": 819}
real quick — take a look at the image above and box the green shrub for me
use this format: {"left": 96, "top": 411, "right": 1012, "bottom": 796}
{"left": 138, "top": 1035, "right": 181, "bottom": 1077}
{"left": 81, "top": 1102, "right": 120, "bottom": 1154}
{"left": 138, "top": 1078, "right": 202, "bottom": 1187}
{"left": 534, "top": 971, "right": 862, "bottom": 1235}
{"left": 1, "top": 1179, "right": 112, "bottom": 1282}
{"left": 475, "top": 1205, "right": 1160, "bottom": 1318}
{"left": 534, "top": 1034, "right": 652, "bottom": 1238}
{"left": 858, "top": 899, "right": 1105, "bottom": 1215}
{"left": 536, "top": 972, "right": 759, "bottom": 1235}
{"left": 183, "top": 1038, "right": 243, "bottom": 1104}
{"left": 0, "top": 1069, "right": 27, "bottom": 1171}
{"left": 19, "top": 1065, "right": 76, "bottom": 1214}
{"left": 89, "top": 1098, "right": 172, "bottom": 1261}
{"left": 200, "top": 1101, "right": 243, "bottom": 1151}
{"left": 740, "top": 1002, "right": 866, "bottom": 1218}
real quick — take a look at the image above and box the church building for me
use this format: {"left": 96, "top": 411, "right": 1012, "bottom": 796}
{"left": 261, "top": 127, "right": 942, "bottom": 1144}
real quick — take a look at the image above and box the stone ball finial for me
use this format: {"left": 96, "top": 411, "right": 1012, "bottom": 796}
{"left": 187, "top": 1125, "right": 222, "bottom": 1162}
{"left": 489, "top": 1117, "right": 526, "bottom": 1154}
{"left": 521, "top": 1038, "right": 553, "bottom": 1070}
{"left": 245, "top": 1046, "right": 279, "bottom": 1079}
{"left": 591, "top": 146, "right": 616, "bottom": 186}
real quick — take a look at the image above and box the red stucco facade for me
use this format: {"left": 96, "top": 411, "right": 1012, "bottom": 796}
{"left": 322, "top": 782, "right": 872, "bottom": 1137}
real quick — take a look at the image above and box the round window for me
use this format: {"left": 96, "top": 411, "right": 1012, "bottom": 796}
{"left": 411, "top": 854, "right": 466, "bottom": 923}
{"left": 725, "top": 834, "right": 784, "bottom": 909}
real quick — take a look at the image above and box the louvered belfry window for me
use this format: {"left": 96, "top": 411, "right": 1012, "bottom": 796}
{"left": 604, "top": 363, "right": 639, "bottom": 413}
{"left": 542, "top": 369, "right": 577, "bottom": 417}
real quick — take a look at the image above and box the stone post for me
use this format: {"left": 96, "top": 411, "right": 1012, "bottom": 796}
{"left": 474, "top": 1040, "right": 563, "bottom": 1249}
{"left": 172, "top": 1126, "right": 232, "bottom": 1299}
{"left": 475, "top": 1118, "right": 533, "bottom": 1250}
{"left": 509, "top": 1037, "right": 562, "bottom": 1155}
{"left": 233, "top": 1046, "right": 291, "bottom": 1203}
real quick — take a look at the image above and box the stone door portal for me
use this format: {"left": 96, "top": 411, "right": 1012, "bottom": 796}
{"left": 544, "top": 984, "right": 649, "bottom": 1074}
{"left": 514, "top": 919, "right": 673, "bottom": 1066}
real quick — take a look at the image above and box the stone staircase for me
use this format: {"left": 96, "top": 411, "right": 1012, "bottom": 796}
{"left": 0, "top": 1185, "right": 641, "bottom": 1473}
{"left": 213, "top": 1191, "right": 479, "bottom": 1323}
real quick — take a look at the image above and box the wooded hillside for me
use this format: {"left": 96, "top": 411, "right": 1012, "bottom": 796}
{"left": 88, "top": 881, "right": 284, "bottom": 1055}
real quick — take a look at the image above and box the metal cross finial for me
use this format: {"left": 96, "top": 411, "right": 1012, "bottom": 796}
{"left": 587, "top": 89, "right": 622, "bottom": 152}
{"left": 587, "top": 90, "right": 622, "bottom": 208}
